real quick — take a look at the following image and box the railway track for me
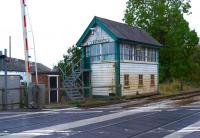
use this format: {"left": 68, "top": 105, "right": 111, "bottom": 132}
{"left": 120, "top": 90, "right": 200, "bottom": 109}
{"left": 147, "top": 90, "right": 200, "bottom": 101}
{"left": 62, "top": 105, "right": 200, "bottom": 138}
{"left": 1, "top": 90, "right": 200, "bottom": 137}
{"left": 129, "top": 109, "right": 200, "bottom": 138}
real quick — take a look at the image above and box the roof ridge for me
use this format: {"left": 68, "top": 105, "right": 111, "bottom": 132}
{"left": 76, "top": 16, "right": 162, "bottom": 47}
{"left": 10, "top": 57, "right": 44, "bottom": 65}
{"left": 95, "top": 16, "right": 141, "bottom": 30}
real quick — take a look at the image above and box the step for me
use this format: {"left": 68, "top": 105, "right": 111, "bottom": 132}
{"left": 67, "top": 91, "right": 80, "bottom": 94}
{"left": 64, "top": 90, "right": 84, "bottom": 101}
{"left": 64, "top": 83, "right": 73, "bottom": 85}
{"left": 65, "top": 79, "right": 74, "bottom": 81}
{"left": 71, "top": 97, "right": 84, "bottom": 101}
{"left": 64, "top": 85, "right": 74, "bottom": 88}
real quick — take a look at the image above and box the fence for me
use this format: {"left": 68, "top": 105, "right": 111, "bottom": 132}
{"left": 0, "top": 87, "right": 24, "bottom": 110}
{"left": 0, "top": 75, "right": 22, "bottom": 110}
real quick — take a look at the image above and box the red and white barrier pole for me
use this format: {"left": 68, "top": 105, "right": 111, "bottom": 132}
{"left": 20, "top": 0, "right": 31, "bottom": 86}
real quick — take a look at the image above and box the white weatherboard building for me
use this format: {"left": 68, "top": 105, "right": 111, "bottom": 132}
{"left": 76, "top": 16, "right": 162, "bottom": 97}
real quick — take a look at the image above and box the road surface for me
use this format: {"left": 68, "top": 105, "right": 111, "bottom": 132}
{"left": 1, "top": 100, "right": 200, "bottom": 138}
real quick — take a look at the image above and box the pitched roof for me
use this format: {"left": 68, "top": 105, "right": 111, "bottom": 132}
{"left": 76, "top": 16, "right": 162, "bottom": 47}
{"left": 0, "top": 58, "right": 51, "bottom": 73}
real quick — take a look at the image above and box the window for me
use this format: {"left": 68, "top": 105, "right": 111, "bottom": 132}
{"left": 124, "top": 45, "right": 132, "bottom": 60}
{"left": 150, "top": 74, "right": 155, "bottom": 86}
{"left": 90, "top": 44, "right": 101, "bottom": 62}
{"left": 135, "top": 47, "right": 145, "bottom": 61}
{"left": 138, "top": 74, "right": 143, "bottom": 87}
{"left": 147, "top": 48, "right": 157, "bottom": 62}
{"left": 120, "top": 44, "right": 133, "bottom": 61}
{"left": 102, "top": 43, "right": 115, "bottom": 61}
{"left": 90, "top": 43, "right": 115, "bottom": 62}
{"left": 124, "top": 74, "right": 130, "bottom": 87}
{"left": 85, "top": 47, "right": 90, "bottom": 57}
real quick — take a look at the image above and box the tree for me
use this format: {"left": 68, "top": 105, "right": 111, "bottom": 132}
{"left": 54, "top": 45, "right": 81, "bottom": 80}
{"left": 190, "top": 45, "right": 200, "bottom": 82}
{"left": 124, "top": 0, "right": 199, "bottom": 88}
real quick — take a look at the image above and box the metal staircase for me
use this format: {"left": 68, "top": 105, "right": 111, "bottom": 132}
{"left": 63, "top": 59, "right": 85, "bottom": 101}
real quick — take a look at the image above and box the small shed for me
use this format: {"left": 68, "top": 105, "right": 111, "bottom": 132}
{"left": 0, "top": 58, "right": 51, "bottom": 82}
{"left": 32, "top": 72, "right": 61, "bottom": 104}
{"left": 76, "top": 16, "right": 162, "bottom": 97}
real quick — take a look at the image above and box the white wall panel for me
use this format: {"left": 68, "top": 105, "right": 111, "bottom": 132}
{"left": 91, "top": 63, "right": 115, "bottom": 96}
{"left": 83, "top": 25, "right": 114, "bottom": 46}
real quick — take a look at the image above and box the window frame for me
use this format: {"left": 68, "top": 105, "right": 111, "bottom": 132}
{"left": 124, "top": 74, "right": 130, "bottom": 88}
{"left": 88, "top": 42, "right": 158, "bottom": 63}
{"left": 102, "top": 42, "right": 115, "bottom": 61}
{"left": 150, "top": 74, "right": 155, "bottom": 87}
{"left": 138, "top": 74, "right": 143, "bottom": 88}
{"left": 134, "top": 46, "right": 145, "bottom": 62}
{"left": 90, "top": 42, "right": 115, "bottom": 63}
{"left": 90, "top": 44, "right": 101, "bottom": 62}
{"left": 147, "top": 48, "right": 157, "bottom": 62}
{"left": 120, "top": 44, "right": 134, "bottom": 61}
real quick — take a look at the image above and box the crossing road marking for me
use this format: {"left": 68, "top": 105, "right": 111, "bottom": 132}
{"left": 5, "top": 102, "right": 169, "bottom": 138}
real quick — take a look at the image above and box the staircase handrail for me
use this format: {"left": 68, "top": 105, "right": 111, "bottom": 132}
{"left": 65, "top": 58, "right": 81, "bottom": 77}
{"left": 63, "top": 54, "right": 84, "bottom": 76}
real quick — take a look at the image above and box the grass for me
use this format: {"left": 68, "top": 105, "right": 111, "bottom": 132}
{"left": 44, "top": 102, "right": 73, "bottom": 109}
{"left": 160, "top": 81, "right": 200, "bottom": 96}
{"left": 85, "top": 81, "right": 200, "bottom": 106}
{"left": 74, "top": 93, "right": 158, "bottom": 108}
{"left": 77, "top": 99, "right": 113, "bottom": 108}
{"left": 44, "top": 81, "right": 200, "bottom": 109}
{"left": 44, "top": 93, "right": 158, "bottom": 109}
{"left": 44, "top": 92, "right": 176, "bottom": 109}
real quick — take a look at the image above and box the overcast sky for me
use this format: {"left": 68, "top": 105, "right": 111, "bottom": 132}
{"left": 0, "top": 0, "right": 199, "bottom": 68}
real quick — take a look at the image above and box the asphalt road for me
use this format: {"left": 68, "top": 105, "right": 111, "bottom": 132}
{"left": 1, "top": 100, "right": 200, "bottom": 138}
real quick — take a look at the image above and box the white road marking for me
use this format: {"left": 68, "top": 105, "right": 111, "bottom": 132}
{"left": 181, "top": 101, "right": 200, "bottom": 108}
{"left": 109, "top": 109, "right": 162, "bottom": 113}
{"left": 4, "top": 130, "right": 81, "bottom": 137}
{"left": 164, "top": 120, "right": 200, "bottom": 138}
{"left": 0, "top": 107, "right": 78, "bottom": 120}
{"left": 188, "top": 109, "right": 200, "bottom": 111}
{"left": 109, "top": 110, "right": 126, "bottom": 113}
{"left": 90, "top": 107, "right": 122, "bottom": 110}
{"left": 62, "top": 111, "right": 103, "bottom": 114}
{"left": 181, "top": 105, "right": 200, "bottom": 108}
{"left": 5, "top": 101, "right": 170, "bottom": 138}
{"left": 167, "top": 109, "right": 178, "bottom": 112}
{"left": 179, "top": 126, "right": 200, "bottom": 132}
{"left": 43, "top": 108, "right": 82, "bottom": 111}
{"left": 0, "top": 112, "right": 28, "bottom": 114}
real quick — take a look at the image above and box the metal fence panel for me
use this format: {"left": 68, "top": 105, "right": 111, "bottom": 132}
{"left": 0, "top": 75, "right": 21, "bottom": 110}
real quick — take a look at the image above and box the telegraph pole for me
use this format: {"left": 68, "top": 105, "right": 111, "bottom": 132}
{"left": 20, "top": 0, "right": 31, "bottom": 86}
{"left": 9, "top": 36, "right": 11, "bottom": 59}
{"left": 0, "top": 49, "right": 8, "bottom": 110}
{"left": 4, "top": 49, "right": 7, "bottom": 110}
